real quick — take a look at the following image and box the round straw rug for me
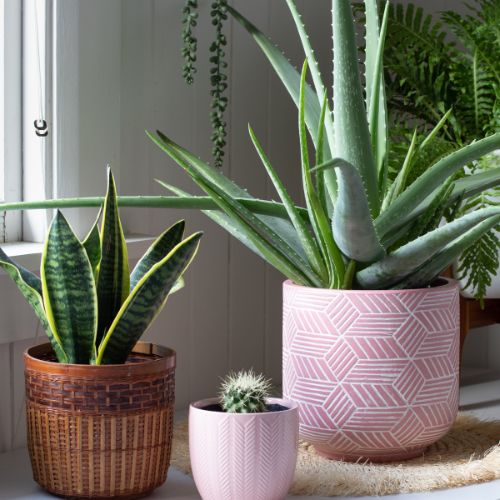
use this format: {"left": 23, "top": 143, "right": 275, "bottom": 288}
{"left": 170, "top": 413, "right": 500, "bottom": 496}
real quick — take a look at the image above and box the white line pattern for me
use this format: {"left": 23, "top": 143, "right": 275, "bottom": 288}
{"left": 283, "top": 280, "right": 460, "bottom": 461}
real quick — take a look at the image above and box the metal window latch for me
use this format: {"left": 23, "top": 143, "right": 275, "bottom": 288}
{"left": 34, "top": 119, "right": 48, "bottom": 137}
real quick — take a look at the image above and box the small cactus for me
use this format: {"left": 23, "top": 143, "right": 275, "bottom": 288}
{"left": 220, "top": 370, "right": 272, "bottom": 413}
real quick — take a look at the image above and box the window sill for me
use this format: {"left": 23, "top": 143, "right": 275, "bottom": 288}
{"left": 2, "top": 234, "right": 154, "bottom": 272}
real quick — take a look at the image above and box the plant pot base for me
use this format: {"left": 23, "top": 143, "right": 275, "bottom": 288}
{"left": 314, "top": 445, "right": 427, "bottom": 463}
{"left": 48, "top": 489, "right": 155, "bottom": 500}
{"left": 24, "top": 342, "right": 176, "bottom": 499}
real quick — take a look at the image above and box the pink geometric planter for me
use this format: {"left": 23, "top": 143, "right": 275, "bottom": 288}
{"left": 189, "top": 397, "right": 299, "bottom": 500}
{"left": 283, "top": 278, "right": 460, "bottom": 462}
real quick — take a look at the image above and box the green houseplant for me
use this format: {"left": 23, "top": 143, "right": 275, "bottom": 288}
{"left": 382, "top": 0, "right": 500, "bottom": 302}
{"left": 11, "top": 169, "right": 202, "bottom": 498}
{"left": 150, "top": 0, "right": 500, "bottom": 461}
{"left": 2, "top": 0, "right": 500, "bottom": 461}
{"left": 189, "top": 370, "right": 299, "bottom": 499}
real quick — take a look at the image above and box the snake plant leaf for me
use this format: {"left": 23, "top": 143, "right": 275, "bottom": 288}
{"left": 248, "top": 124, "right": 327, "bottom": 280}
{"left": 227, "top": 4, "right": 338, "bottom": 202}
{"left": 358, "top": 207, "right": 500, "bottom": 289}
{"left": 82, "top": 210, "right": 102, "bottom": 281}
{"left": 149, "top": 131, "right": 323, "bottom": 285}
{"left": 365, "top": 0, "right": 389, "bottom": 181}
{"left": 392, "top": 215, "right": 500, "bottom": 290}
{"left": 376, "top": 133, "right": 500, "bottom": 237}
{"left": 96, "top": 232, "right": 203, "bottom": 365}
{"left": 0, "top": 259, "right": 68, "bottom": 363}
{"left": 333, "top": 0, "right": 379, "bottom": 217}
{"left": 96, "top": 168, "right": 130, "bottom": 344}
{"left": 331, "top": 158, "right": 385, "bottom": 262}
{"left": 130, "top": 220, "right": 185, "bottom": 290}
{"left": 41, "top": 211, "right": 97, "bottom": 364}
{"left": 0, "top": 247, "right": 42, "bottom": 295}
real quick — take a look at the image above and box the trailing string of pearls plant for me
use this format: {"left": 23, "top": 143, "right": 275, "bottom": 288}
{"left": 181, "top": 0, "right": 229, "bottom": 169}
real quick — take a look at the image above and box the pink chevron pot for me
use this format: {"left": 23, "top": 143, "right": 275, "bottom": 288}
{"left": 283, "top": 278, "right": 460, "bottom": 462}
{"left": 189, "top": 397, "right": 299, "bottom": 500}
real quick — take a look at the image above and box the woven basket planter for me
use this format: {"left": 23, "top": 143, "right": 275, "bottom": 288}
{"left": 24, "top": 341, "right": 176, "bottom": 499}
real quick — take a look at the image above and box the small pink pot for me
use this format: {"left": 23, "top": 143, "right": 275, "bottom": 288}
{"left": 189, "top": 397, "right": 299, "bottom": 500}
{"left": 283, "top": 278, "right": 460, "bottom": 462}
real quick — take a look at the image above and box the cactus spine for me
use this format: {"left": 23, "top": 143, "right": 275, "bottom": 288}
{"left": 220, "top": 370, "right": 271, "bottom": 413}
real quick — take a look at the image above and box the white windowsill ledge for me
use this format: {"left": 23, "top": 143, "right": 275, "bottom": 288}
{"left": 1, "top": 234, "right": 154, "bottom": 272}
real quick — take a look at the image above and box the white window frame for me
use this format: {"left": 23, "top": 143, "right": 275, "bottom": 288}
{"left": 23, "top": 0, "right": 54, "bottom": 243}
{"left": 0, "top": 0, "right": 22, "bottom": 242}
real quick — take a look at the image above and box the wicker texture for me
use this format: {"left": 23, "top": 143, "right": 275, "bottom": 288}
{"left": 24, "top": 342, "right": 176, "bottom": 499}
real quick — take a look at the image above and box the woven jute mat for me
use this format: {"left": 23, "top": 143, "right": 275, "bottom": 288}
{"left": 170, "top": 414, "right": 500, "bottom": 496}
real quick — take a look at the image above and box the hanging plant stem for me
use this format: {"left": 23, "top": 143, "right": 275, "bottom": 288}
{"left": 181, "top": 0, "right": 199, "bottom": 85}
{"left": 209, "top": 0, "right": 229, "bottom": 168}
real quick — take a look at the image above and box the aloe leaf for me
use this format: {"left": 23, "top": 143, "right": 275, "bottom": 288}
{"left": 157, "top": 141, "right": 319, "bottom": 286}
{"left": 383, "top": 166, "right": 500, "bottom": 235}
{"left": 0, "top": 195, "right": 312, "bottom": 223}
{"left": 299, "top": 61, "right": 345, "bottom": 285}
{"left": 41, "top": 211, "right": 97, "bottom": 364}
{"left": 419, "top": 109, "right": 453, "bottom": 151}
{"left": 248, "top": 124, "right": 326, "bottom": 279}
{"left": 285, "top": 0, "right": 335, "bottom": 152}
{"left": 0, "top": 247, "right": 42, "bottom": 295}
{"left": 333, "top": 0, "right": 379, "bottom": 217}
{"left": 149, "top": 131, "right": 322, "bottom": 285}
{"left": 82, "top": 210, "right": 102, "bottom": 281}
{"left": 150, "top": 131, "right": 310, "bottom": 261}
{"left": 365, "top": 0, "right": 389, "bottom": 178}
{"left": 358, "top": 207, "right": 500, "bottom": 289}
{"left": 376, "top": 133, "right": 500, "bottom": 237}
{"left": 329, "top": 156, "right": 385, "bottom": 262}
{"left": 130, "top": 220, "right": 185, "bottom": 290}
{"left": 96, "top": 232, "right": 203, "bottom": 365}
{"left": 227, "top": 5, "right": 338, "bottom": 202}
{"left": 382, "top": 129, "right": 418, "bottom": 210}
{"left": 96, "top": 168, "right": 130, "bottom": 344}
{"left": 156, "top": 180, "right": 271, "bottom": 264}
{"left": 0, "top": 259, "right": 68, "bottom": 363}
{"left": 228, "top": 5, "right": 320, "bottom": 144}
{"left": 393, "top": 215, "right": 500, "bottom": 289}
{"left": 315, "top": 92, "right": 331, "bottom": 218}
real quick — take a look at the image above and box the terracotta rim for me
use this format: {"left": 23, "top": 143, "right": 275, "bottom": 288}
{"left": 190, "top": 397, "right": 299, "bottom": 414}
{"left": 284, "top": 276, "right": 459, "bottom": 295}
{"left": 24, "top": 341, "right": 176, "bottom": 378}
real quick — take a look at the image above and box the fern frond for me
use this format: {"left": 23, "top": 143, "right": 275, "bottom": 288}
{"left": 457, "top": 228, "right": 500, "bottom": 307}
{"left": 456, "top": 153, "right": 500, "bottom": 302}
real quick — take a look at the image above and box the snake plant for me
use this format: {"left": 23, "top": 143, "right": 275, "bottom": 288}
{"left": 2, "top": 1, "right": 500, "bottom": 291}
{"left": 0, "top": 169, "right": 202, "bottom": 364}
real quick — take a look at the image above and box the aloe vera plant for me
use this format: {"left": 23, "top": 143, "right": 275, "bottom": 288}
{"left": 145, "top": 0, "right": 500, "bottom": 291}
{"left": 0, "top": 169, "right": 202, "bottom": 364}
{"left": 2, "top": 1, "right": 500, "bottom": 291}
